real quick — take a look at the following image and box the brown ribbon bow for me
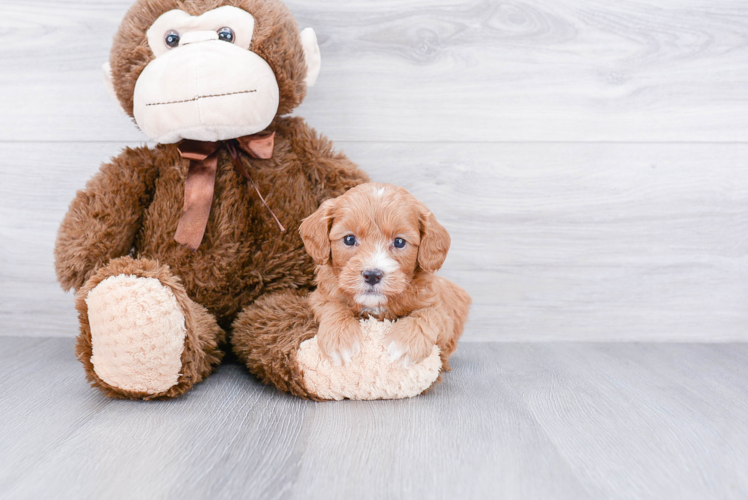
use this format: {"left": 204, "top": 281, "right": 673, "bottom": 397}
{"left": 174, "top": 132, "right": 285, "bottom": 251}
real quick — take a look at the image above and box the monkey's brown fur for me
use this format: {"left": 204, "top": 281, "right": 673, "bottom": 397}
{"left": 55, "top": 0, "right": 368, "bottom": 399}
{"left": 232, "top": 291, "right": 323, "bottom": 400}
{"left": 75, "top": 257, "right": 225, "bottom": 400}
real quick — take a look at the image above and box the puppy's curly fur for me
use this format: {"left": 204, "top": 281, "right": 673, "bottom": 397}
{"left": 301, "top": 183, "right": 472, "bottom": 368}
{"left": 232, "top": 184, "right": 470, "bottom": 400}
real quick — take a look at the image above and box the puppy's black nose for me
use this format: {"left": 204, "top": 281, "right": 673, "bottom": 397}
{"left": 362, "top": 269, "right": 384, "bottom": 286}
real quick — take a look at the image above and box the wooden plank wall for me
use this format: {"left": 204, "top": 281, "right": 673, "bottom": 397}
{"left": 1, "top": 0, "right": 746, "bottom": 340}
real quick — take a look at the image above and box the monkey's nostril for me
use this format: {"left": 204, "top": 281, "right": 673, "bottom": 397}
{"left": 362, "top": 269, "right": 384, "bottom": 286}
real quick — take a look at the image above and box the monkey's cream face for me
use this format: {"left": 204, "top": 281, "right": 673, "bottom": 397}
{"left": 121, "top": 6, "right": 319, "bottom": 144}
{"left": 132, "top": 6, "right": 276, "bottom": 144}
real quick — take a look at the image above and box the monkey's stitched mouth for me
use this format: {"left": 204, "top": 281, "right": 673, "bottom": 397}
{"left": 145, "top": 89, "right": 257, "bottom": 107}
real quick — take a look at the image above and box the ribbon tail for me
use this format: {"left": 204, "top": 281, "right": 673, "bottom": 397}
{"left": 227, "top": 140, "right": 286, "bottom": 233}
{"left": 245, "top": 171, "right": 287, "bottom": 233}
{"left": 174, "top": 153, "right": 219, "bottom": 250}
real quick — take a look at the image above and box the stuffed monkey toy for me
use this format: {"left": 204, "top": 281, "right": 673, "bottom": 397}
{"left": 55, "top": 0, "right": 369, "bottom": 400}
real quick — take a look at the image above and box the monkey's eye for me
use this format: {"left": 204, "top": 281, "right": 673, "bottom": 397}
{"left": 393, "top": 238, "right": 407, "bottom": 249}
{"left": 217, "top": 27, "right": 235, "bottom": 43}
{"left": 343, "top": 235, "right": 356, "bottom": 247}
{"left": 164, "top": 30, "right": 180, "bottom": 48}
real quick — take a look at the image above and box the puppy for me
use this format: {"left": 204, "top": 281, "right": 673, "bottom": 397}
{"left": 299, "top": 183, "right": 471, "bottom": 368}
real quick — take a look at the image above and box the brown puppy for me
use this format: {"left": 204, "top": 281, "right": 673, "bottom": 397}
{"left": 299, "top": 183, "right": 471, "bottom": 368}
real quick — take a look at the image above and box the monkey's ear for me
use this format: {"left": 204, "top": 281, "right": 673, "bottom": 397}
{"left": 102, "top": 62, "right": 126, "bottom": 113}
{"left": 300, "top": 28, "right": 321, "bottom": 88}
{"left": 299, "top": 199, "right": 335, "bottom": 265}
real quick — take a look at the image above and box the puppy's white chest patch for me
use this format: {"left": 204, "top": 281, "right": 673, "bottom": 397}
{"left": 361, "top": 305, "right": 387, "bottom": 316}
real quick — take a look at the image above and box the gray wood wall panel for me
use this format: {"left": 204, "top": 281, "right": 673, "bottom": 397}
{"left": 2, "top": 142, "right": 746, "bottom": 340}
{"left": 1, "top": 0, "right": 747, "bottom": 142}
{"left": 0, "top": 0, "right": 746, "bottom": 340}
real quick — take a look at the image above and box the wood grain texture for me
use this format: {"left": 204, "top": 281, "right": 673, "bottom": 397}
{"left": 1, "top": 338, "right": 747, "bottom": 499}
{"left": 2, "top": 141, "right": 746, "bottom": 340}
{"left": 0, "top": 0, "right": 747, "bottom": 142}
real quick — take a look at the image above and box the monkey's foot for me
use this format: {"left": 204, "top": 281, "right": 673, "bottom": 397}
{"left": 85, "top": 274, "right": 186, "bottom": 395}
{"left": 75, "top": 257, "right": 224, "bottom": 400}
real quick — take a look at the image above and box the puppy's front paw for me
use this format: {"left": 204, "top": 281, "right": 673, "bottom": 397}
{"left": 317, "top": 320, "right": 363, "bottom": 366}
{"left": 385, "top": 317, "right": 436, "bottom": 366}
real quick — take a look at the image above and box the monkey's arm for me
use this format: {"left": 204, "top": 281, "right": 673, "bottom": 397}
{"left": 54, "top": 146, "right": 160, "bottom": 292}
{"left": 312, "top": 144, "right": 369, "bottom": 201}
{"left": 285, "top": 118, "right": 369, "bottom": 202}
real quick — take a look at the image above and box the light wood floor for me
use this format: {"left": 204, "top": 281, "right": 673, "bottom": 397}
{"left": 1, "top": 337, "right": 747, "bottom": 500}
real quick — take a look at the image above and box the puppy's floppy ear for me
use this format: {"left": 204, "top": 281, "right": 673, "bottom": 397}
{"left": 300, "top": 199, "right": 336, "bottom": 265}
{"left": 417, "top": 206, "right": 451, "bottom": 273}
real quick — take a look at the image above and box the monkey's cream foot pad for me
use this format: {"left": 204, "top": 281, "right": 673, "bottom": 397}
{"left": 296, "top": 319, "right": 441, "bottom": 401}
{"left": 85, "top": 275, "right": 187, "bottom": 395}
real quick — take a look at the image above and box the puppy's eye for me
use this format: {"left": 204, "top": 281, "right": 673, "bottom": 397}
{"left": 343, "top": 235, "right": 356, "bottom": 246}
{"left": 217, "top": 27, "right": 235, "bottom": 43}
{"left": 393, "top": 238, "right": 406, "bottom": 249}
{"left": 164, "top": 30, "right": 180, "bottom": 48}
